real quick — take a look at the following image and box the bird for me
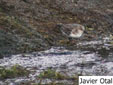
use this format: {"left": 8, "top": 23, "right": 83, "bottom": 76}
{"left": 57, "top": 23, "right": 85, "bottom": 40}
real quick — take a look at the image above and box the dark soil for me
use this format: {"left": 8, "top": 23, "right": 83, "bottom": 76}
{"left": 0, "top": 0, "right": 113, "bottom": 57}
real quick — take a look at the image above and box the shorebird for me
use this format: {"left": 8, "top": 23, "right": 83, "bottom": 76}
{"left": 57, "top": 23, "right": 85, "bottom": 39}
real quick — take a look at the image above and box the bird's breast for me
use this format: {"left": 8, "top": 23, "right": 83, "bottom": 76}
{"left": 69, "top": 30, "right": 83, "bottom": 38}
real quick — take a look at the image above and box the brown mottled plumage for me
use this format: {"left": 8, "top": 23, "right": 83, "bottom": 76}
{"left": 57, "top": 23, "right": 85, "bottom": 38}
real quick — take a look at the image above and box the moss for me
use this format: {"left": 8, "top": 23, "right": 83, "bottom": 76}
{"left": 0, "top": 15, "right": 34, "bottom": 38}
{"left": 0, "top": 64, "right": 29, "bottom": 79}
{"left": 38, "top": 69, "right": 66, "bottom": 79}
{"left": 37, "top": 69, "right": 82, "bottom": 85}
{"left": 0, "top": 14, "right": 48, "bottom": 56}
{"left": 0, "top": 8, "right": 3, "bottom": 12}
{"left": 85, "top": 26, "right": 94, "bottom": 31}
{"left": 47, "top": 82, "right": 66, "bottom": 85}
{"left": 58, "top": 40, "right": 70, "bottom": 45}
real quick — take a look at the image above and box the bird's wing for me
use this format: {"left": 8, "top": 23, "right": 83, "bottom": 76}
{"left": 60, "top": 25, "right": 72, "bottom": 37}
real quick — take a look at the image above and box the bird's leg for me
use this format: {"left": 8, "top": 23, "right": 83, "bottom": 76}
{"left": 68, "top": 37, "right": 77, "bottom": 44}
{"left": 68, "top": 37, "right": 73, "bottom": 41}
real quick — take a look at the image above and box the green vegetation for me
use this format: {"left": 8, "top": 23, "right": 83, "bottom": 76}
{"left": 43, "top": 82, "right": 68, "bottom": 85}
{"left": 0, "top": 15, "right": 32, "bottom": 37}
{"left": 0, "top": 64, "right": 29, "bottom": 79}
{"left": 38, "top": 69, "right": 66, "bottom": 79}
{"left": 85, "top": 26, "right": 94, "bottom": 31}
{"left": 0, "top": 8, "right": 2, "bottom": 12}
{"left": 0, "top": 13, "right": 48, "bottom": 57}
{"left": 36, "top": 69, "right": 79, "bottom": 85}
